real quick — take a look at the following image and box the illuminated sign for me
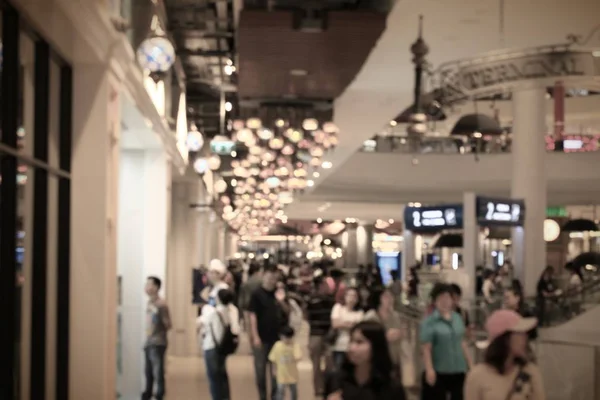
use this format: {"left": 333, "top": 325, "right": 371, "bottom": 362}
{"left": 404, "top": 205, "right": 463, "bottom": 231}
{"left": 210, "top": 140, "right": 236, "bottom": 155}
{"left": 476, "top": 197, "right": 525, "bottom": 226}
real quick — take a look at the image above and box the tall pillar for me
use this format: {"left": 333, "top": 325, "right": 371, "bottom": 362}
{"left": 463, "top": 192, "right": 479, "bottom": 300}
{"left": 402, "top": 228, "right": 415, "bottom": 282}
{"left": 343, "top": 224, "right": 358, "bottom": 270}
{"left": 168, "top": 178, "right": 205, "bottom": 358}
{"left": 511, "top": 88, "right": 547, "bottom": 296}
{"left": 356, "top": 224, "right": 374, "bottom": 266}
{"left": 117, "top": 149, "right": 170, "bottom": 399}
{"left": 70, "top": 65, "right": 119, "bottom": 400}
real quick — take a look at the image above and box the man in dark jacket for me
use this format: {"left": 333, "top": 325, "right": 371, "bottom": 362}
{"left": 306, "top": 276, "right": 336, "bottom": 396}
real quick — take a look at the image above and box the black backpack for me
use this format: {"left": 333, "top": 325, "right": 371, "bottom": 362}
{"left": 210, "top": 311, "right": 239, "bottom": 356}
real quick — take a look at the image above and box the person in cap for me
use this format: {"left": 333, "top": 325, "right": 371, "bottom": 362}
{"left": 466, "top": 310, "right": 545, "bottom": 400}
{"left": 202, "top": 259, "right": 229, "bottom": 307}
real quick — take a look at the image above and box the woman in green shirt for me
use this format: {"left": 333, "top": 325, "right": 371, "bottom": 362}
{"left": 419, "top": 283, "right": 472, "bottom": 400}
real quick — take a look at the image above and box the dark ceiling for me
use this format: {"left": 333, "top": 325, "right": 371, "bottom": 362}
{"left": 237, "top": 10, "right": 386, "bottom": 101}
{"left": 165, "top": 0, "right": 389, "bottom": 137}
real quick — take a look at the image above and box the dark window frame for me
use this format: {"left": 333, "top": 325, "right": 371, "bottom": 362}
{"left": 0, "top": 2, "right": 73, "bottom": 399}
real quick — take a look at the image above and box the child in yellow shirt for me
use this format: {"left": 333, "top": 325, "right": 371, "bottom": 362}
{"left": 268, "top": 326, "right": 302, "bottom": 400}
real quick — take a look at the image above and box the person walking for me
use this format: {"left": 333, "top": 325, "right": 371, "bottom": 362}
{"left": 142, "top": 276, "right": 172, "bottom": 400}
{"left": 364, "top": 287, "right": 404, "bottom": 381}
{"left": 324, "top": 321, "right": 406, "bottom": 400}
{"left": 419, "top": 283, "right": 472, "bottom": 400}
{"left": 466, "top": 310, "right": 545, "bottom": 400}
{"left": 330, "top": 287, "right": 364, "bottom": 369}
{"left": 306, "top": 276, "right": 336, "bottom": 396}
{"left": 268, "top": 326, "right": 302, "bottom": 400}
{"left": 249, "top": 267, "right": 290, "bottom": 400}
{"left": 199, "top": 289, "right": 240, "bottom": 400}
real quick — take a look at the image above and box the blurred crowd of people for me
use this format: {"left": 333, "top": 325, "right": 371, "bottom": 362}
{"left": 137, "top": 257, "right": 592, "bottom": 400}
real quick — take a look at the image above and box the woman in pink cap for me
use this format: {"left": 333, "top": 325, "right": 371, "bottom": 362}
{"left": 465, "top": 310, "right": 545, "bottom": 400}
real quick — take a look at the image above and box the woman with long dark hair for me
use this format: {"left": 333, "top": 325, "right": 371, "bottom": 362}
{"left": 325, "top": 321, "right": 406, "bottom": 400}
{"left": 364, "top": 288, "right": 403, "bottom": 380}
{"left": 467, "top": 310, "right": 545, "bottom": 400}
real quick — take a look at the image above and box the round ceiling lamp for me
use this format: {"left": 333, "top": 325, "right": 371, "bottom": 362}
{"left": 186, "top": 125, "right": 204, "bottom": 152}
{"left": 193, "top": 158, "right": 208, "bottom": 174}
{"left": 136, "top": 32, "right": 176, "bottom": 75}
{"left": 207, "top": 154, "right": 221, "bottom": 170}
{"left": 544, "top": 219, "right": 561, "bottom": 242}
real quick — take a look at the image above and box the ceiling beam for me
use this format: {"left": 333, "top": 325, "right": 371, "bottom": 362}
{"left": 174, "top": 29, "right": 234, "bottom": 38}
{"left": 178, "top": 49, "right": 233, "bottom": 57}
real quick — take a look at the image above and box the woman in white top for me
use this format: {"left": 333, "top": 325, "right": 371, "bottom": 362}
{"left": 197, "top": 289, "right": 240, "bottom": 400}
{"left": 330, "top": 287, "right": 364, "bottom": 369}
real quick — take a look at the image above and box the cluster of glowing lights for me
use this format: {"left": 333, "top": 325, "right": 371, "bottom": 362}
{"left": 221, "top": 117, "right": 340, "bottom": 236}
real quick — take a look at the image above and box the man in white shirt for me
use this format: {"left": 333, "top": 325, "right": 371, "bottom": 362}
{"left": 197, "top": 289, "right": 240, "bottom": 400}
{"left": 202, "top": 259, "right": 229, "bottom": 307}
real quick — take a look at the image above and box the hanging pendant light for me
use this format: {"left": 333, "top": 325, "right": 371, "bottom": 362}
{"left": 136, "top": 15, "right": 176, "bottom": 81}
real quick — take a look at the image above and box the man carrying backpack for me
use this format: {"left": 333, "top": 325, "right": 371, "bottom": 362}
{"left": 198, "top": 288, "right": 240, "bottom": 400}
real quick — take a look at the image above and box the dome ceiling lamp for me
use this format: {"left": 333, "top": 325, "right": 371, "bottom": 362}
{"left": 136, "top": 13, "right": 176, "bottom": 82}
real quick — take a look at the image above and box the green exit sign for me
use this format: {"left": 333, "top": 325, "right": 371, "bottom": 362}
{"left": 546, "top": 207, "right": 567, "bottom": 217}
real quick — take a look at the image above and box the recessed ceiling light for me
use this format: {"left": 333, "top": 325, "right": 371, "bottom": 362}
{"left": 307, "top": 180, "right": 315, "bottom": 187}
{"left": 322, "top": 161, "right": 333, "bottom": 169}
{"left": 313, "top": 172, "right": 320, "bottom": 178}
{"left": 390, "top": 120, "right": 397, "bottom": 127}
{"left": 317, "top": 218, "right": 323, "bottom": 223}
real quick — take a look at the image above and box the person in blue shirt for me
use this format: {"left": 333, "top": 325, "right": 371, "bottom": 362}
{"left": 420, "top": 283, "right": 472, "bottom": 400}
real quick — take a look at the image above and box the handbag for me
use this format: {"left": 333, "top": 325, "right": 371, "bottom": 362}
{"left": 325, "top": 328, "right": 339, "bottom": 346}
{"left": 504, "top": 366, "right": 531, "bottom": 400}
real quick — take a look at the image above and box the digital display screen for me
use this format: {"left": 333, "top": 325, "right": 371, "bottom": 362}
{"left": 376, "top": 252, "right": 399, "bottom": 286}
{"left": 476, "top": 196, "right": 525, "bottom": 226}
{"left": 404, "top": 205, "right": 463, "bottom": 231}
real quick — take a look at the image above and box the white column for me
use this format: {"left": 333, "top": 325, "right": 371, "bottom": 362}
{"left": 343, "top": 225, "right": 358, "bottom": 270}
{"left": 70, "top": 65, "right": 119, "bottom": 400}
{"left": 402, "top": 228, "right": 416, "bottom": 282}
{"left": 217, "top": 221, "right": 226, "bottom": 261}
{"left": 117, "top": 149, "right": 170, "bottom": 399}
{"left": 511, "top": 88, "right": 547, "bottom": 296}
{"left": 356, "top": 224, "right": 374, "bottom": 266}
{"left": 463, "top": 192, "right": 479, "bottom": 300}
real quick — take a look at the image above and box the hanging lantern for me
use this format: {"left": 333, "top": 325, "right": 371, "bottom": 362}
{"left": 285, "top": 129, "right": 303, "bottom": 143}
{"left": 214, "top": 179, "right": 227, "bottom": 193}
{"left": 237, "top": 128, "right": 254, "bottom": 144}
{"left": 186, "top": 126, "right": 204, "bottom": 152}
{"left": 323, "top": 122, "right": 338, "bottom": 133}
{"left": 257, "top": 128, "right": 274, "bottom": 140}
{"left": 136, "top": 16, "right": 176, "bottom": 79}
{"left": 208, "top": 154, "right": 221, "bottom": 170}
{"left": 302, "top": 118, "right": 319, "bottom": 131}
{"left": 310, "top": 146, "right": 324, "bottom": 158}
{"left": 266, "top": 176, "right": 281, "bottom": 188}
{"left": 269, "top": 137, "right": 284, "bottom": 150}
{"left": 193, "top": 158, "right": 209, "bottom": 174}
{"left": 281, "top": 144, "right": 295, "bottom": 156}
{"left": 247, "top": 118, "right": 262, "bottom": 129}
